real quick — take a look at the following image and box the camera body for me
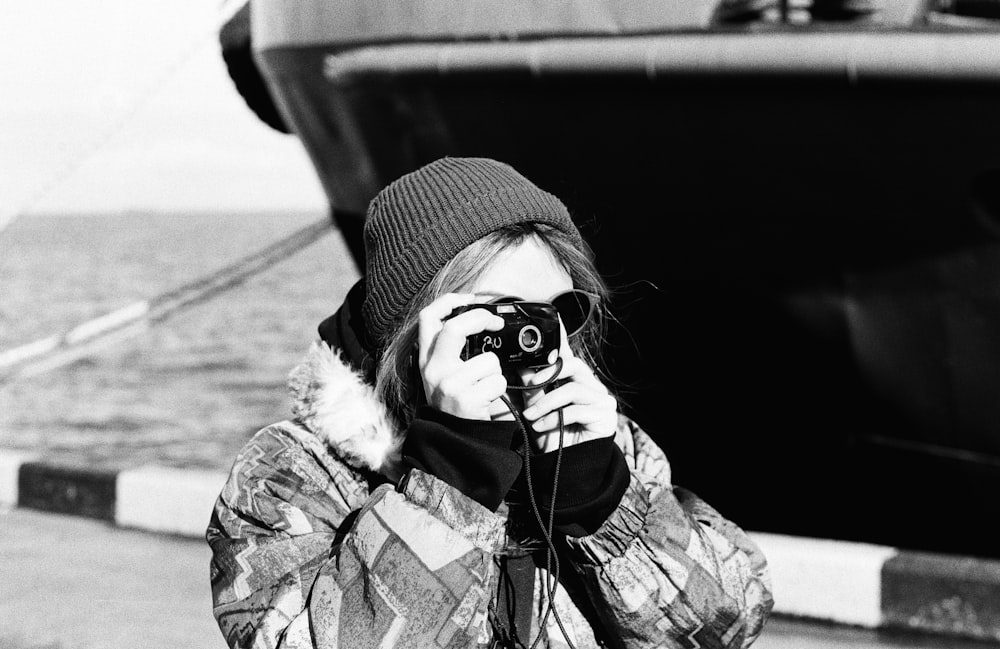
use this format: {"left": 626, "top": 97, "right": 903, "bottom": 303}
{"left": 448, "top": 301, "right": 560, "bottom": 372}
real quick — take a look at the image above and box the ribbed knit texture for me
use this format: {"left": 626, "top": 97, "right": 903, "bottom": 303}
{"left": 362, "top": 157, "right": 584, "bottom": 346}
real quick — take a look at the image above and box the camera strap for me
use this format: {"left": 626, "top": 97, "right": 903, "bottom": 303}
{"left": 500, "top": 356, "right": 579, "bottom": 649}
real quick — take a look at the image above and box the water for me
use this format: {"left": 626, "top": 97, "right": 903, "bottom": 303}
{"left": 0, "top": 210, "right": 359, "bottom": 471}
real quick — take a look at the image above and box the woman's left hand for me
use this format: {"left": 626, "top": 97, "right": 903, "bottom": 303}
{"left": 519, "top": 340, "right": 618, "bottom": 453}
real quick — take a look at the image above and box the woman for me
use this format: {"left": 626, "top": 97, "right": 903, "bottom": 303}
{"left": 207, "top": 157, "right": 773, "bottom": 648}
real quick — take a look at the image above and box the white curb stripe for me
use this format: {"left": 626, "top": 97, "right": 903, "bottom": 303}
{"left": 0, "top": 450, "right": 38, "bottom": 507}
{"left": 750, "top": 531, "right": 898, "bottom": 628}
{"left": 116, "top": 466, "right": 227, "bottom": 538}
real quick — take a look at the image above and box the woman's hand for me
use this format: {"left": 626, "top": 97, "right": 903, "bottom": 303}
{"left": 519, "top": 333, "right": 618, "bottom": 452}
{"left": 418, "top": 293, "right": 507, "bottom": 421}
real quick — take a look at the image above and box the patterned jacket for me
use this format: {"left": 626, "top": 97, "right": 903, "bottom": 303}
{"left": 207, "top": 341, "right": 773, "bottom": 648}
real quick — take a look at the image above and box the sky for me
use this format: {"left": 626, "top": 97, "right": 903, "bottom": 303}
{"left": 0, "top": 0, "right": 326, "bottom": 226}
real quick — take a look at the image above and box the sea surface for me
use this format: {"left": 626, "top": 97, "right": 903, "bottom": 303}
{"left": 0, "top": 210, "right": 359, "bottom": 471}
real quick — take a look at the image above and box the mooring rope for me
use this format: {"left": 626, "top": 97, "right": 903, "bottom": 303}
{"left": 0, "top": 215, "right": 332, "bottom": 385}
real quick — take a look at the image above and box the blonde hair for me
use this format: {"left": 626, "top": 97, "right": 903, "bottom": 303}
{"left": 374, "top": 223, "right": 608, "bottom": 427}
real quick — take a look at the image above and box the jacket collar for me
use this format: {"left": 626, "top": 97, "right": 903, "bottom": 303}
{"left": 287, "top": 340, "right": 405, "bottom": 483}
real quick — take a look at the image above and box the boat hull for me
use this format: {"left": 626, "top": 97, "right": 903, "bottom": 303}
{"left": 254, "top": 30, "right": 1000, "bottom": 557}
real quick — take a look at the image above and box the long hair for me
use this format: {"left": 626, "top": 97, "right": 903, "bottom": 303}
{"left": 374, "top": 222, "right": 609, "bottom": 427}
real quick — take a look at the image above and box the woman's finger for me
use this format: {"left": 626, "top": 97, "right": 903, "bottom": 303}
{"left": 429, "top": 363, "right": 508, "bottom": 418}
{"left": 450, "top": 351, "right": 503, "bottom": 386}
{"left": 522, "top": 352, "right": 599, "bottom": 393}
{"left": 418, "top": 293, "right": 476, "bottom": 365}
{"left": 432, "top": 309, "right": 505, "bottom": 364}
{"left": 530, "top": 401, "right": 612, "bottom": 430}
{"left": 530, "top": 402, "right": 617, "bottom": 441}
{"left": 467, "top": 372, "right": 509, "bottom": 407}
{"left": 524, "top": 364, "right": 614, "bottom": 419}
{"left": 418, "top": 294, "right": 502, "bottom": 367}
{"left": 523, "top": 381, "right": 612, "bottom": 422}
{"left": 520, "top": 355, "right": 576, "bottom": 415}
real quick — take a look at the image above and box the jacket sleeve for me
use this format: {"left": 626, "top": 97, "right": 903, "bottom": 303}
{"left": 563, "top": 418, "right": 774, "bottom": 649}
{"left": 207, "top": 422, "right": 508, "bottom": 649}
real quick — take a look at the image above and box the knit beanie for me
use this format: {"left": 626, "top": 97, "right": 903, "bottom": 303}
{"left": 362, "top": 157, "right": 585, "bottom": 347}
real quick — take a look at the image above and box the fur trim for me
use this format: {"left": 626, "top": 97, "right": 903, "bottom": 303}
{"left": 288, "top": 342, "right": 404, "bottom": 481}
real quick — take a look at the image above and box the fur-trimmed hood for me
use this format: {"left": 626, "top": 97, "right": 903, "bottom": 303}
{"left": 287, "top": 341, "right": 405, "bottom": 482}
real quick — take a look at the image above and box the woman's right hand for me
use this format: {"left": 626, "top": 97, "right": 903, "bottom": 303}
{"left": 417, "top": 293, "right": 507, "bottom": 421}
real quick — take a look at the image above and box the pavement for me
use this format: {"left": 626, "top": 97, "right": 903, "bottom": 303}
{"left": 3, "top": 448, "right": 1000, "bottom": 646}
{"left": 0, "top": 507, "right": 219, "bottom": 649}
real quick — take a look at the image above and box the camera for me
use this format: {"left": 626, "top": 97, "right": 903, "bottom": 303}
{"left": 447, "top": 301, "right": 560, "bottom": 372}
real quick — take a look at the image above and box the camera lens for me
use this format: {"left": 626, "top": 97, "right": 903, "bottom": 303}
{"left": 518, "top": 325, "right": 542, "bottom": 352}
